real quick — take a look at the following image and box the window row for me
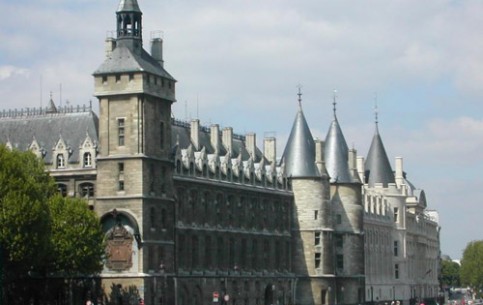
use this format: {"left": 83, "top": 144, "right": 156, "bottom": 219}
{"left": 175, "top": 159, "right": 290, "bottom": 190}
{"left": 57, "top": 182, "right": 95, "bottom": 198}
{"left": 55, "top": 152, "right": 94, "bottom": 169}
{"left": 176, "top": 187, "right": 291, "bottom": 231}
{"left": 177, "top": 233, "right": 291, "bottom": 272}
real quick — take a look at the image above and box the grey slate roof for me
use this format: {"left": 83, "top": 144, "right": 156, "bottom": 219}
{"left": 324, "top": 116, "right": 352, "bottom": 183}
{"left": 117, "top": 0, "right": 141, "bottom": 13}
{"left": 280, "top": 106, "right": 319, "bottom": 178}
{"left": 93, "top": 47, "right": 175, "bottom": 80}
{"left": 364, "top": 124, "right": 395, "bottom": 187}
{"left": 0, "top": 110, "right": 99, "bottom": 164}
{"left": 171, "top": 120, "right": 264, "bottom": 162}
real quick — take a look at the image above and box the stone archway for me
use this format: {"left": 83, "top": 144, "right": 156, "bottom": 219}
{"left": 264, "top": 284, "right": 274, "bottom": 305}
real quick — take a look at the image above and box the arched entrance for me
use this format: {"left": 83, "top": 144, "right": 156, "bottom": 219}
{"left": 264, "top": 284, "right": 274, "bottom": 305}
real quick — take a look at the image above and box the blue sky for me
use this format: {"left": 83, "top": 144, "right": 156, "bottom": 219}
{"left": 1, "top": 0, "right": 483, "bottom": 260}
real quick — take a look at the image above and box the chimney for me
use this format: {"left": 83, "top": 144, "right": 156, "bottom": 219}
{"left": 315, "top": 139, "right": 328, "bottom": 177}
{"left": 105, "top": 37, "right": 116, "bottom": 58}
{"left": 245, "top": 133, "right": 256, "bottom": 159}
{"left": 151, "top": 38, "right": 164, "bottom": 67}
{"left": 222, "top": 127, "right": 233, "bottom": 154}
{"left": 357, "top": 156, "right": 365, "bottom": 184}
{"left": 263, "top": 137, "right": 276, "bottom": 165}
{"left": 210, "top": 124, "right": 220, "bottom": 155}
{"left": 395, "top": 157, "right": 404, "bottom": 188}
{"left": 190, "top": 119, "right": 200, "bottom": 150}
{"left": 349, "top": 148, "right": 360, "bottom": 182}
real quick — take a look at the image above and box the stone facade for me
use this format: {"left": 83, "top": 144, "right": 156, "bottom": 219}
{"left": 0, "top": 0, "right": 440, "bottom": 305}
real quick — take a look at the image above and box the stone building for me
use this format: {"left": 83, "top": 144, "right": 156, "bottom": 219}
{"left": 0, "top": 0, "right": 440, "bottom": 305}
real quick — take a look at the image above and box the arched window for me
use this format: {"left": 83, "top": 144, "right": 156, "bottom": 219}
{"left": 57, "top": 154, "right": 65, "bottom": 168}
{"left": 83, "top": 152, "right": 92, "bottom": 167}
{"left": 57, "top": 183, "right": 67, "bottom": 197}
{"left": 79, "top": 182, "right": 95, "bottom": 198}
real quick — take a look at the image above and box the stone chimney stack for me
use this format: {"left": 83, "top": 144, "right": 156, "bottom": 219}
{"left": 395, "top": 157, "right": 404, "bottom": 188}
{"left": 105, "top": 37, "right": 116, "bottom": 58}
{"left": 315, "top": 139, "right": 328, "bottom": 177}
{"left": 349, "top": 148, "right": 360, "bottom": 182}
{"left": 190, "top": 119, "right": 200, "bottom": 151}
{"left": 222, "top": 127, "right": 233, "bottom": 155}
{"left": 263, "top": 137, "right": 276, "bottom": 165}
{"left": 210, "top": 124, "right": 220, "bottom": 155}
{"left": 245, "top": 133, "right": 256, "bottom": 159}
{"left": 151, "top": 38, "right": 164, "bottom": 67}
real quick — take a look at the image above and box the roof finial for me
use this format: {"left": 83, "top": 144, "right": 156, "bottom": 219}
{"left": 297, "top": 84, "right": 303, "bottom": 108}
{"left": 333, "top": 89, "right": 338, "bottom": 117}
{"left": 374, "top": 92, "right": 378, "bottom": 125}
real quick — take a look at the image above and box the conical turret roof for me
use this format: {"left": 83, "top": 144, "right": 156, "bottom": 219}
{"left": 365, "top": 124, "right": 395, "bottom": 187}
{"left": 117, "top": 0, "right": 141, "bottom": 13}
{"left": 324, "top": 116, "right": 352, "bottom": 183}
{"left": 281, "top": 104, "right": 319, "bottom": 178}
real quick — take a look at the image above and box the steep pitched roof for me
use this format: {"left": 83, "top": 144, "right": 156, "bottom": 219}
{"left": 93, "top": 47, "right": 175, "bottom": 80}
{"left": 0, "top": 109, "right": 98, "bottom": 164}
{"left": 324, "top": 116, "right": 352, "bottom": 183}
{"left": 280, "top": 106, "right": 319, "bottom": 178}
{"left": 364, "top": 124, "right": 395, "bottom": 187}
{"left": 117, "top": 0, "right": 141, "bottom": 13}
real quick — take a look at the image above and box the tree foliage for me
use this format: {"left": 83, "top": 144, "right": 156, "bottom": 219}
{"left": 460, "top": 240, "right": 483, "bottom": 292}
{"left": 0, "top": 145, "right": 105, "bottom": 302}
{"left": 440, "top": 259, "right": 461, "bottom": 288}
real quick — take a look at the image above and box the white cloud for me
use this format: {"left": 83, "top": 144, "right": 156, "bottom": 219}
{"left": 0, "top": 66, "right": 30, "bottom": 81}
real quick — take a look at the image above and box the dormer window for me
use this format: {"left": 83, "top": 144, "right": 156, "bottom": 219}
{"left": 83, "top": 152, "right": 92, "bottom": 167}
{"left": 57, "top": 154, "right": 65, "bottom": 168}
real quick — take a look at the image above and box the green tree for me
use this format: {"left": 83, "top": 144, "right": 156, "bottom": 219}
{"left": 0, "top": 145, "right": 106, "bottom": 303}
{"left": 460, "top": 240, "right": 483, "bottom": 295}
{"left": 440, "top": 259, "right": 461, "bottom": 288}
{"left": 47, "top": 195, "right": 105, "bottom": 275}
{"left": 0, "top": 145, "right": 55, "bottom": 277}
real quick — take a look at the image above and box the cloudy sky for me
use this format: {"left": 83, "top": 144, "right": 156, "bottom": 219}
{"left": 1, "top": 0, "right": 483, "bottom": 260}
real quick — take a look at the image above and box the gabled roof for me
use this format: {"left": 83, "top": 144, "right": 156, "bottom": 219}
{"left": 0, "top": 110, "right": 99, "bottom": 164}
{"left": 324, "top": 116, "right": 352, "bottom": 183}
{"left": 365, "top": 124, "right": 395, "bottom": 187}
{"left": 280, "top": 106, "right": 319, "bottom": 178}
{"left": 93, "top": 46, "right": 175, "bottom": 80}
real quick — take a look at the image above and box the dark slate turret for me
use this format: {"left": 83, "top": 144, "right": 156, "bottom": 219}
{"left": 281, "top": 95, "right": 319, "bottom": 178}
{"left": 365, "top": 120, "right": 395, "bottom": 187}
{"left": 323, "top": 97, "right": 352, "bottom": 183}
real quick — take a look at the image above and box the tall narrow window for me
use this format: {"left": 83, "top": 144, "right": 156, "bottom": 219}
{"left": 160, "top": 121, "right": 165, "bottom": 149}
{"left": 315, "top": 252, "right": 321, "bottom": 268}
{"left": 395, "top": 263, "right": 400, "bottom": 279}
{"left": 83, "top": 152, "right": 92, "bottom": 167}
{"left": 394, "top": 240, "right": 399, "bottom": 257}
{"left": 118, "top": 118, "right": 125, "bottom": 146}
{"left": 394, "top": 207, "right": 399, "bottom": 223}
{"left": 336, "top": 254, "right": 344, "bottom": 271}
{"left": 57, "top": 154, "right": 65, "bottom": 168}
{"left": 57, "top": 184, "right": 67, "bottom": 197}
{"left": 315, "top": 232, "right": 321, "bottom": 245}
{"left": 314, "top": 210, "right": 318, "bottom": 220}
{"left": 118, "top": 162, "right": 125, "bottom": 191}
{"left": 336, "top": 235, "right": 343, "bottom": 248}
{"left": 336, "top": 214, "right": 342, "bottom": 224}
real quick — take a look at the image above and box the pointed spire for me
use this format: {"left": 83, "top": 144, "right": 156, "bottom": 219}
{"left": 46, "top": 92, "right": 58, "bottom": 114}
{"left": 117, "top": 0, "right": 141, "bottom": 13}
{"left": 324, "top": 92, "right": 351, "bottom": 183}
{"left": 297, "top": 84, "right": 303, "bottom": 109}
{"left": 365, "top": 107, "right": 395, "bottom": 187}
{"left": 281, "top": 90, "right": 319, "bottom": 178}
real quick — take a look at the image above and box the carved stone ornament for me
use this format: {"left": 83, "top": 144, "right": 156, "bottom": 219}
{"left": 106, "top": 224, "right": 134, "bottom": 271}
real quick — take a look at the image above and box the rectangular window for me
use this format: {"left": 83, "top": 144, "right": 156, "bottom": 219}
{"left": 315, "top": 252, "right": 321, "bottom": 268}
{"left": 314, "top": 210, "right": 318, "bottom": 220}
{"left": 336, "top": 214, "right": 342, "bottom": 224}
{"left": 336, "top": 254, "right": 344, "bottom": 270}
{"left": 118, "top": 162, "right": 124, "bottom": 174}
{"left": 395, "top": 263, "right": 400, "bottom": 279}
{"left": 315, "top": 232, "right": 321, "bottom": 245}
{"left": 336, "top": 235, "right": 343, "bottom": 248}
{"left": 118, "top": 180, "right": 124, "bottom": 191}
{"left": 394, "top": 240, "right": 399, "bottom": 257}
{"left": 394, "top": 207, "right": 399, "bottom": 223}
{"left": 118, "top": 118, "right": 125, "bottom": 146}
